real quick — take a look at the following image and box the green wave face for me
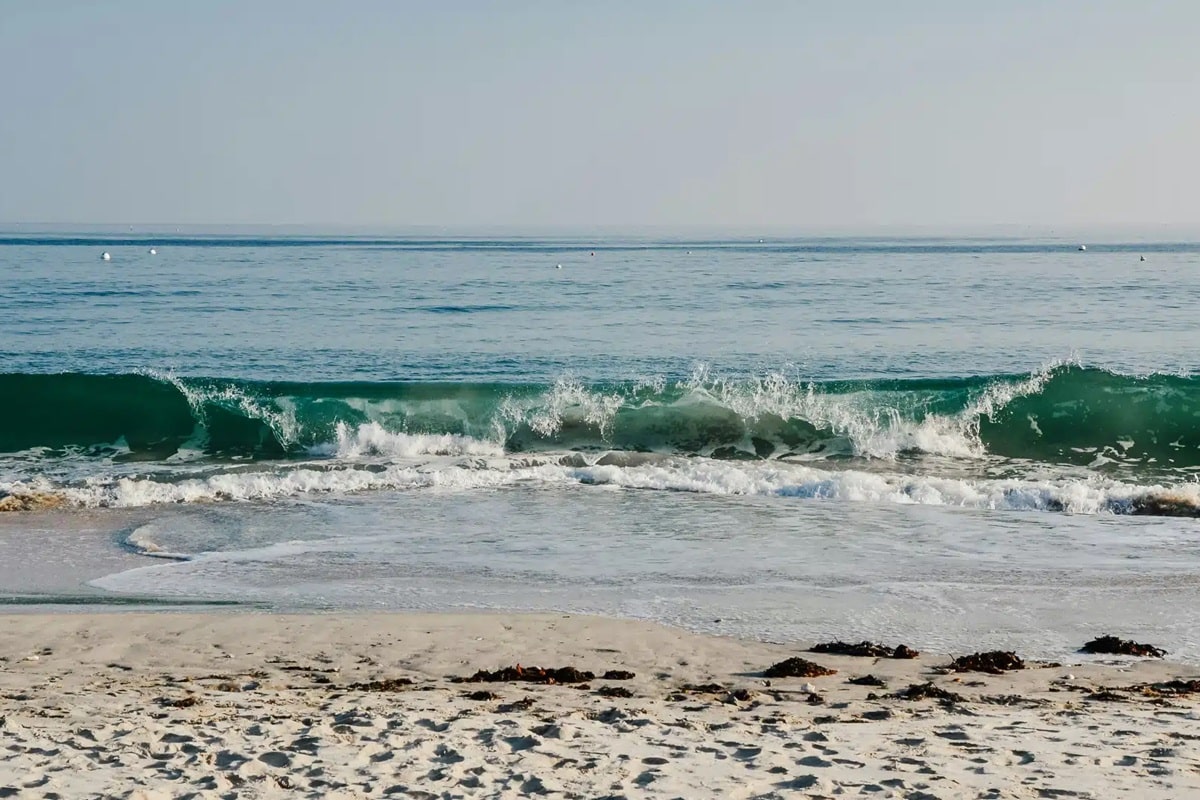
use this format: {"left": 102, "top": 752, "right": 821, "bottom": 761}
{"left": 978, "top": 368, "right": 1200, "bottom": 468}
{"left": 0, "top": 373, "right": 525, "bottom": 457}
{"left": 0, "top": 373, "right": 201, "bottom": 456}
{"left": 1, "top": 366, "right": 1199, "bottom": 471}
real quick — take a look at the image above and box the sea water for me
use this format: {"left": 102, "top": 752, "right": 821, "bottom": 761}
{"left": 3, "top": 231, "right": 1200, "bottom": 661}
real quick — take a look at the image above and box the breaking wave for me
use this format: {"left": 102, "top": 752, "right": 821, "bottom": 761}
{"left": 3, "top": 363, "right": 1200, "bottom": 469}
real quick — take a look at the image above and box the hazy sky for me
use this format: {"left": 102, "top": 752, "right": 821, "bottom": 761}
{"left": 2, "top": 1, "right": 1198, "bottom": 229}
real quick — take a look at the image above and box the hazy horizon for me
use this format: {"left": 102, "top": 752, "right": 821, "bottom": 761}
{"left": 4, "top": 2, "right": 1198, "bottom": 229}
{"left": 5, "top": 221, "right": 1200, "bottom": 242}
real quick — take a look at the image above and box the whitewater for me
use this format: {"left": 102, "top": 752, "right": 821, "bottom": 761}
{"left": 3, "top": 231, "right": 1200, "bottom": 661}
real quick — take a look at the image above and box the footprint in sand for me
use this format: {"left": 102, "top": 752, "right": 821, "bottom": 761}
{"left": 1011, "top": 749, "right": 1036, "bottom": 765}
{"left": 935, "top": 727, "right": 971, "bottom": 741}
{"left": 434, "top": 744, "right": 465, "bottom": 764}
{"left": 503, "top": 735, "right": 541, "bottom": 751}
{"left": 158, "top": 732, "right": 193, "bottom": 744}
{"left": 626, "top": 770, "right": 655, "bottom": 787}
{"left": 777, "top": 774, "right": 821, "bottom": 790}
{"left": 382, "top": 788, "right": 437, "bottom": 800}
{"left": 731, "top": 746, "right": 763, "bottom": 760}
{"left": 287, "top": 735, "right": 321, "bottom": 754}
{"left": 414, "top": 718, "right": 450, "bottom": 733}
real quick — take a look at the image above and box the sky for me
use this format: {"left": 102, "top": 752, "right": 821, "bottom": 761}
{"left": 2, "top": 1, "right": 1198, "bottom": 230}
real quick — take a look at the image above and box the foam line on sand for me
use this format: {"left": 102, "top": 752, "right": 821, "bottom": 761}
{"left": 1, "top": 612, "right": 1199, "bottom": 798}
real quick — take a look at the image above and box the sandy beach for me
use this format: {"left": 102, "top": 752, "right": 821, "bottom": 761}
{"left": 7, "top": 0, "right": 1200, "bottom": 797}
{"left": 0, "top": 612, "right": 1198, "bottom": 799}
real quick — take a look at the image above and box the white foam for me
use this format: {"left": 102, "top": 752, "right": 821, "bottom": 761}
{"left": 567, "top": 458, "right": 1196, "bottom": 515}
{"left": 15, "top": 449, "right": 1195, "bottom": 518}
{"left": 311, "top": 422, "right": 504, "bottom": 459}
{"left": 141, "top": 369, "right": 300, "bottom": 447}
{"left": 684, "top": 360, "right": 1076, "bottom": 461}
{"left": 125, "top": 523, "right": 192, "bottom": 560}
{"left": 499, "top": 376, "right": 624, "bottom": 438}
{"left": 672, "top": 367, "right": 976, "bottom": 460}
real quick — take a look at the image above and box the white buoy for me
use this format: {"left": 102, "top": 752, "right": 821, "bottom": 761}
{"left": 556, "top": 263, "right": 562, "bottom": 269}
{"left": 101, "top": 251, "right": 111, "bottom": 261}
{"left": 1078, "top": 244, "right": 1087, "bottom": 251}
{"left": 149, "top": 248, "right": 157, "bottom": 255}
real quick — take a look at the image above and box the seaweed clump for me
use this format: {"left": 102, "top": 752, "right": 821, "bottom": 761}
{"left": 847, "top": 674, "right": 887, "bottom": 687}
{"left": 810, "top": 641, "right": 919, "bottom": 659}
{"left": 1081, "top": 636, "right": 1166, "bottom": 658}
{"left": 763, "top": 657, "right": 837, "bottom": 679}
{"left": 680, "top": 682, "right": 727, "bottom": 694}
{"left": 0, "top": 491, "right": 67, "bottom": 512}
{"left": 1116, "top": 680, "right": 1200, "bottom": 699}
{"left": 454, "top": 665, "right": 595, "bottom": 684}
{"left": 1129, "top": 493, "right": 1200, "bottom": 518}
{"left": 898, "top": 682, "right": 963, "bottom": 703}
{"left": 947, "top": 651, "right": 1025, "bottom": 674}
{"left": 347, "top": 678, "right": 414, "bottom": 692}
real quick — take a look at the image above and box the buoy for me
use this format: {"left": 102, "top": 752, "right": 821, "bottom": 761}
{"left": 149, "top": 248, "right": 157, "bottom": 255}
{"left": 556, "top": 264, "right": 562, "bottom": 269}
{"left": 101, "top": 252, "right": 111, "bottom": 261}
{"left": 1078, "top": 244, "right": 1087, "bottom": 251}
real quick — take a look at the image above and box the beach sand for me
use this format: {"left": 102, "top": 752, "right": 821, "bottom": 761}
{"left": 1, "top": 612, "right": 1198, "bottom": 799}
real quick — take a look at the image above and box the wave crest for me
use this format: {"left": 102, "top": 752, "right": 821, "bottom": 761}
{"left": 2, "top": 363, "right": 1200, "bottom": 471}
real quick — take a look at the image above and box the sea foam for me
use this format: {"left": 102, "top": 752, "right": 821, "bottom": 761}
{"left": 6, "top": 447, "right": 1196, "bottom": 518}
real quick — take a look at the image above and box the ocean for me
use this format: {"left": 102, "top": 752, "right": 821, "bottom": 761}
{"left": 3, "top": 231, "right": 1200, "bottom": 661}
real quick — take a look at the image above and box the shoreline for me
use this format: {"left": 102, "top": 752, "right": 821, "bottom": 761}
{"left": 8, "top": 504, "right": 1200, "bottom": 670}
{"left": 2, "top": 611, "right": 1199, "bottom": 798}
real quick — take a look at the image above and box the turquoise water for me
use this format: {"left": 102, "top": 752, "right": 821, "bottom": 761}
{"left": 3, "top": 232, "right": 1200, "bottom": 660}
